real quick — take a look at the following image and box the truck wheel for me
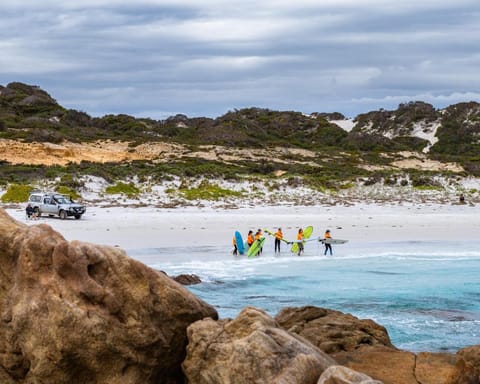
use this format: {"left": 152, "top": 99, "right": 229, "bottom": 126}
{"left": 33, "top": 207, "right": 41, "bottom": 217}
{"left": 59, "top": 210, "right": 67, "bottom": 220}
{"left": 74, "top": 214, "right": 82, "bottom": 220}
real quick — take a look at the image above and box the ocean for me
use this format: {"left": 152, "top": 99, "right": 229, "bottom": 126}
{"left": 130, "top": 238, "right": 480, "bottom": 353}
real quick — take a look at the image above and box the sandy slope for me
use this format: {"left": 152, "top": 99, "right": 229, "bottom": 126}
{"left": 0, "top": 138, "right": 463, "bottom": 172}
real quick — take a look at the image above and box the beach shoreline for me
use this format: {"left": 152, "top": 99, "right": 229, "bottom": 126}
{"left": 5, "top": 202, "right": 480, "bottom": 250}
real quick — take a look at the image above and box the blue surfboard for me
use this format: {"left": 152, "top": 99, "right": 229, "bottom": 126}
{"left": 235, "top": 231, "right": 245, "bottom": 255}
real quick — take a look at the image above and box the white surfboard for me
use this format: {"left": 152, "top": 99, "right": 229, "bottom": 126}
{"left": 322, "top": 238, "right": 348, "bottom": 244}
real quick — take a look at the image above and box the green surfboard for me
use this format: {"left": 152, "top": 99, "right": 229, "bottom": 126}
{"left": 248, "top": 237, "right": 265, "bottom": 257}
{"left": 264, "top": 229, "right": 289, "bottom": 243}
{"left": 291, "top": 226, "right": 313, "bottom": 254}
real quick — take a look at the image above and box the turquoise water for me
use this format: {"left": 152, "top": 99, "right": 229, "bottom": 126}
{"left": 129, "top": 239, "right": 480, "bottom": 353}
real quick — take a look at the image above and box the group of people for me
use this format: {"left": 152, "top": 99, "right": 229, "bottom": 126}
{"left": 232, "top": 227, "right": 334, "bottom": 256}
{"left": 232, "top": 228, "right": 266, "bottom": 256}
{"left": 293, "top": 228, "right": 332, "bottom": 256}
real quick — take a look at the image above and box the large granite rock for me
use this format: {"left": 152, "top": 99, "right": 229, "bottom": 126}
{"left": 334, "top": 347, "right": 457, "bottom": 384}
{"left": 447, "top": 345, "right": 480, "bottom": 383}
{"left": 182, "top": 306, "right": 336, "bottom": 384}
{"left": 275, "top": 306, "right": 458, "bottom": 384}
{"left": 0, "top": 208, "right": 217, "bottom": 384}
{"left": 275, "top": 306, "right": 394, "bottom": 353}
{"left": 318, "top": 365, "right": 383, "bottom": 384}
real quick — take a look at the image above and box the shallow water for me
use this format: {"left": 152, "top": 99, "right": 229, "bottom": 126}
{"left": 128, "top": 239, "right": 480, "bottom": 352}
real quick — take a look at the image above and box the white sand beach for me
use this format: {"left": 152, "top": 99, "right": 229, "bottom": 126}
{"left": 5, "top": 203, "right": 480, "bottom": 251}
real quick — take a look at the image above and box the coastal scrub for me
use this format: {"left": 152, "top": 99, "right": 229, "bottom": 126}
{"left": 1, "top": 183, "right": 33, "bottom": 203}
{"left": 179, "top": 181, "right": 243, "bottom": 201}
{"left": 105, "top": 182, "right": 140, "bottom": 198}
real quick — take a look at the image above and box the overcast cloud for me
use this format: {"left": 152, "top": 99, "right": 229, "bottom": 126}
{"left": 0, "top": 0, "right": 479, "bottom": 119}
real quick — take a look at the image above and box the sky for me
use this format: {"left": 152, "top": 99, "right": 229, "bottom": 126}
{"left": 1, "top": 0, "right": 479, "bottom": 119}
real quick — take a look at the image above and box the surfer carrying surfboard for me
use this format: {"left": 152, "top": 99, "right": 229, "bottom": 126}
{"left": 324, "top": 229, "right": 333, "bottom": 256}
{"left": 297, "top": 228, "right": 304, "bottom": 256}
{"left": 232, "top": 235, "right": 238, "bottom": 256}
{"left": 255, "top": 229, "right": 263, "bottom": 255}
{"left": 247, "top": 230, "right": 254, "bottom": 248}
{"left": 274, "top": 228, "right": 283, "bottom": 253}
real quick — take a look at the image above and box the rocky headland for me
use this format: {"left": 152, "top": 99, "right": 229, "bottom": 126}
{"left": 0, "top": 208, "right": 479, "bottom": 384}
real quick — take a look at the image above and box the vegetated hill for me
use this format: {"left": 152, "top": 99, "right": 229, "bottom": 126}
{"left": 167, "top": 108, "right": 349, "bottom": 148}
{"left": 349, "top": 101, "right": 439, "bottom": 152}
{"left": 0, "top": 83, "right": 348, "bottom": 150}
{"left": 339, "top": 100, "right": 480, "bottom": 174}
{"left": 1, "top": 82, "right": 480, "bottom": 177}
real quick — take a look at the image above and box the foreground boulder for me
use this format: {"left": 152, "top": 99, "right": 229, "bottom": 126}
{"left": 182, "top": 306, "right": 336, "bottom": 384}
{"left": 318, "top": 366, "right": 383, "bottom": 384}
{"left": 275, "top": 306, "right": 458, "bottom": 384}
{"left": 447, "top": 345, "right": 480, "bottom": 383}
{"left": 275, "top": 306, "right": 394, "bottom": 353}
{"left": 0, "top": 209, "right": 217, "bottom": 384}
{"left": 334, "top": 347, "right": 457, "bottom": 384}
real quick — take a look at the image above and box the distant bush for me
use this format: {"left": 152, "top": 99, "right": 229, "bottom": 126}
{"left": 59, "top": 173, "right": 84, "bottom": 189}
{"left": 411, "top": 175, "right": 442, "bottom": 189}
{"left": 384, "top": 177, "right": 397, "bottom": 186}
{"left": 363, "top": 176, "right": 380, "bottom": 186}
{"left": 179, "top": 181, "right": 243, "bottom": 200}
{"left": 413, "top": 185, "right": 443, "bottom": 191}
{"left": 55, "top": 185, "right": 81, "bottom": 200}
{"left": 339, "top": 182, "right": 355, "bottom": 190}
{"left": 392, "top": 136, "right": 430, "bottom": 152}
{"left": 105, "top": 182, "right": 140, "bottom": 197}
{"left": 1, "top": 184, "right": 33, "bottom": 203}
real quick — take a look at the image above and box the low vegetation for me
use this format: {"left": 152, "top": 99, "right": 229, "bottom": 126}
{"left": 179, "top": 181, "right": 243, "bottom": 201}
{"left": 1, "top": 184, "right": 33, "bottom": 203}
{"left": 105, "top": 182, "right": 141, "bottom": 197}
{"left": 55, "top": 185, "right": 81, "bottom": 200}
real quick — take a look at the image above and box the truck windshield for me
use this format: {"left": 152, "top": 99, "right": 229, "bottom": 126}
{"left": 54, "top": 196, "right": 68, "bottom": 204}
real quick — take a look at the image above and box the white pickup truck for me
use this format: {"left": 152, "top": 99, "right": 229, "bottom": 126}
{"left": 28, "top": 192, "right": 86, "bottom": 219}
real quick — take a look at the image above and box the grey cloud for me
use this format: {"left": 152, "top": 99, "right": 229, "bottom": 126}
{"left": 0, "top": 0, "right": 478, "bottom": 118}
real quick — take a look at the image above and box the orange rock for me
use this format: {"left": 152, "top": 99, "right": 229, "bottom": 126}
{"left": 0, "top": 208, "right": 217, "bottom": 383}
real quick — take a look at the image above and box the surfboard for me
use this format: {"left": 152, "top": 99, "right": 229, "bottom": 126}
{"left": 322, "top": 238, "right": 348, "bottom": 245}
{"left": 235, "top": 231, "right": 245, "bottom": 254}
{"left": 248, "top": 237, "right": 265, "bottom": 258}
{"left": 264, "top": 229, "right": 289, "bottom": 243}
{"left": 291, "top": 226, "right": 313, "bottom": 254}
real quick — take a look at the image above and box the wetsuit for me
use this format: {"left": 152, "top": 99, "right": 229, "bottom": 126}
{"left": 247, "top": 233, "right": 254, "bottom": 248}
{"left": 297, "top": 231, "right": 304, "bottom": 256}
{"left": 324, "top": 231, "right": 333, "bottom": 255}
{"left": 255, "top": 231, "right": 263, "bottom": 255}
{"left": 274, "top": 229, "right": 283, "bottom": 253}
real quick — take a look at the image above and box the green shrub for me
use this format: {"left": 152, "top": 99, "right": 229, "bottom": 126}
{"left": 339, "top": 182, "right": 355, "bottom": 190}
{"left": 413, "top": 185, "right": 443, "bottom": 191}
{"left": 105, "top": 182, "right": 140, "bottom": 197}
{"left": 179, "top": 181, "right": 243, "bottom": 200}
{"left": 384, "top": 177, "right": 397, "bottom": 186}
{"left": 55, "top": 185, "right": 81, "bottom": 200}
{"left": 1, "top": 184, "right": 33, "bottom": 203}
{"left": 411, "top": 175, "right": 441, "bottom": 188}
{"left": 59, "top": 173, "right": 84, "bottom": 189}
